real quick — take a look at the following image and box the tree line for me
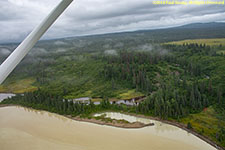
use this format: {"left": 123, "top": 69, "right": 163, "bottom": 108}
{"left": 1, "top": 89, "right": 123, "bottom": 117}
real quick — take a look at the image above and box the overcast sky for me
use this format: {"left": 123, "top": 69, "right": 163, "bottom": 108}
{"left": 0, "top": 0, "right": 225, "bottom": 43}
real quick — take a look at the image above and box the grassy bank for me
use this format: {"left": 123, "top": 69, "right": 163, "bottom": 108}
{"left": 165, "top": 38, "right": 225, "bottom": 46}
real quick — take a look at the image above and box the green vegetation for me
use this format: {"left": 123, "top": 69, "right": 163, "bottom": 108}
{"left": 2, "top": 54, "right": 143, "bottom": 99}
{"left": 187, "top": 122, "right": 193, "bottom": 129}
{"left": 180, "top": 107, "right": 225, "bottom": 147}
{"left": 0, "top": 27, "right": 225, "bottom": 149}
{"left": 165, "top": 38, "right": 225, "bottom": 46}
{"left": 0, "top": 78, "right": 37, "bottom": 93}
{"left": 119, "top": 89, "right": 143, "bottom": 99}
{"left": 1, "top": 89, "right": 126, "bottom": 117}
{"left": 93, "top": 114, "right": 130, "bottom": 124}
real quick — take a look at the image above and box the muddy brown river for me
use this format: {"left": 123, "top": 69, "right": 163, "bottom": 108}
{"left": 0, "top": 106, "right": 217, "bottom": 150}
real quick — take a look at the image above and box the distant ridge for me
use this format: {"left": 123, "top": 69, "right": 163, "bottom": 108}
{"left": 2, "top": 22, "right": 225, "bottom": 44}
{"left": 175, "top": 22, "right": 225, "bottom": 29}
{"left": 70, "top": 22, "right": 225, "bottom": 42}
{"left": 88, "top": 22, "right": 225, "bottom": 37}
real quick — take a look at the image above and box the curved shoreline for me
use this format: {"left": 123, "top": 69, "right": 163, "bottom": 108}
{"left": 0, "top": 104, "right": 224, "bottom": 150}
{"left": 0, "top": 104, "right": 153, "bottom": 129}
{"left": 122, "top": 112, "right": 225, "bottom": 150}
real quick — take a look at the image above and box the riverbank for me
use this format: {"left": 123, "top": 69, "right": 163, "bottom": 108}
{"left": 0, "top": 104, "right": 223, "bottom": 150}
{"left": 0, "top": 104, "right": 17, "bottom": 108}
{"left": 122, "top": 112, "right": 224, "bottom": 150}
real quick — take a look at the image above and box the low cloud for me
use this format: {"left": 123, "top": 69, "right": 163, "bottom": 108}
{"left": 104, "top": 49, "right": 118, "bottom": 56}
{"left": 138, "top": 44, "right": 153, "bottom": 51}
{"left": 0, "top": 48, "right": 11, "bottom": 56}
{"left": 28, "top": 47, "right": 48, "bottom": 56}
{"left": 55, "top": 48, "right": 68, "bottom": 53}
{"left": 54, "top": 40, "right": 68, "bottom": 46}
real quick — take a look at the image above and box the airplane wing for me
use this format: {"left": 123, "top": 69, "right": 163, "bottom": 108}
{"left": 0, "top": 0, "right": 73, "bottom": 84}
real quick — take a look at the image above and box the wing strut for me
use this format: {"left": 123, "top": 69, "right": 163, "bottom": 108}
{"left": 0, "top": 0, "right": 73, "bottom": 84}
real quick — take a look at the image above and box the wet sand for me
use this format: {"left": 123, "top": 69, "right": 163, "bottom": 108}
{"left": 0, "top": 106, "right": 217, "bottom": 150}
{"left": 72, "top": 116, "right": 154, "bottom": 128}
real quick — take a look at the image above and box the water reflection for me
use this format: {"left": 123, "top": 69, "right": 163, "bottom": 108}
{"left": 21, "top": 106, "right": 69, "bottom": 123}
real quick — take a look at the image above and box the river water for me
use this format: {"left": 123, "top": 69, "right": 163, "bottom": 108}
{"left": 0, "top": 106, "right": 216, "bottom": 150}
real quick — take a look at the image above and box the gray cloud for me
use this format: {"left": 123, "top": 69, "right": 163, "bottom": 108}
{"left": 0, "top": 48, "right": 11, "bottom": 56}
{"left": 0, "top": 0, "right": 224, "bottom": 43}
{"left": 54, "top": 40, "right": 68, "bottom": 46}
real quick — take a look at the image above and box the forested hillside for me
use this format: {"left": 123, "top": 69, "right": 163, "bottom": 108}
{"left": 0, "top": 22, "right": 225, "bottom": 148}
